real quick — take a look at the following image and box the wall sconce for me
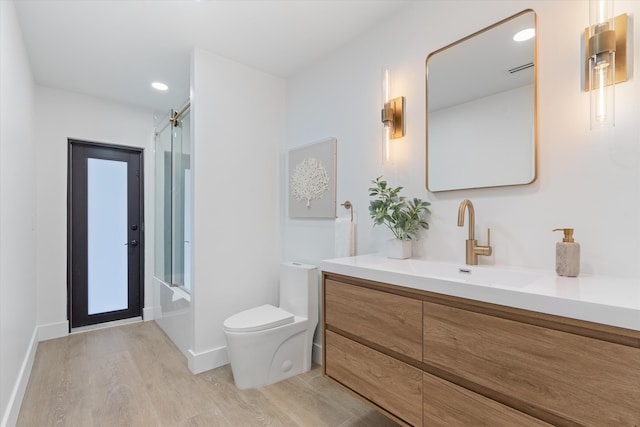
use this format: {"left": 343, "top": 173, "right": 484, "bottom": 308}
{"left": 584, "top": 0, "right": 627, "bottom": 129}
{"left": 381, "top": 67, "right": 405, "bottom": 164}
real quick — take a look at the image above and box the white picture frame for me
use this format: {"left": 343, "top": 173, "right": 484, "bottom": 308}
{"left": 288, "top": 137, "right": 336, "bottom": 218}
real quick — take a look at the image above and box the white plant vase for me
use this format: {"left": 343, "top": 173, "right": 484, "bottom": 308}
{"left": 387, "top": 238, "right": 412, "bottom": 259}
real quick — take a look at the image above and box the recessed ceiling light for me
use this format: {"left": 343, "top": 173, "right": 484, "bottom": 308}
{"left": 513, "top": 28, "right": 535, "bottom": 42}
{"left": 151, "top": 82, "right": 169, "bottom": 91}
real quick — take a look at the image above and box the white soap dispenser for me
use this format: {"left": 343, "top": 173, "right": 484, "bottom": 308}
{"left": 552, "top": 228, "right": 580, "bottom": 277}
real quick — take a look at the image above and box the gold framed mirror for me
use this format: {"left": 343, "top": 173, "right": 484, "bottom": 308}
{"left": 426, "top": 9, "right": 537, "bottom": 192}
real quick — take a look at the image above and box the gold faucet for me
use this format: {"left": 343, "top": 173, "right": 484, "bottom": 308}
{"left": 457, "top": 199, "right": 492, "bottom": 265}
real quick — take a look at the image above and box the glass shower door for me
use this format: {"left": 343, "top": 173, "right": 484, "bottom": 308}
{"left": 154, "top": 105, "right": 191, "bottom": 292}
{"left": 174, "top": 108, "right": 191, "bottom": 292}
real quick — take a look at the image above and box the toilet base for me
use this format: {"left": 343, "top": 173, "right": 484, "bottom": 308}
{"left": 224, "top": 321, "right": 314, "bottom": 389}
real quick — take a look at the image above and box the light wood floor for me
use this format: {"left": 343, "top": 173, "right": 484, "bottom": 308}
{"left": 17, "top": 321, "right": 399, "bottom": 427}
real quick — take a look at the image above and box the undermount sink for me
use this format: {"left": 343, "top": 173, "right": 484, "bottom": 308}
{"left": 378, "top": 259, "right": 549, "bottom": 289}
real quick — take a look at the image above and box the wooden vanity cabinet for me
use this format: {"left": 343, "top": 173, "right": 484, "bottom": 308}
{"left": 324, "top": 277, "right": 423, "bottom": 426}
{"left": 423, "top": 301, "right": 640, "bottom": 426}
{"left": 422, "top": 372, "right": 552, "bottom": 427}
{"left": 322, "top": 272, "right": 640, "bottom": 427}
{"left": 324, "top": 278, "right": 422, "bottom": 361}
{"left": 325, "top": 330, "right": 423, "bottom": 426}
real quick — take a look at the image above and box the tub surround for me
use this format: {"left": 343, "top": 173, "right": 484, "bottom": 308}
{"left": 321, "top": 254, "right": 640, "bottom": 331}
{"left": 321, "top": 256, "right": 640, "bottom": 426}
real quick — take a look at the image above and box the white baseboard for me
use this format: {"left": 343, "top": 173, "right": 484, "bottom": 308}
{"left": 186, "top": 342, "right": 322, "bottom": 376}
{"left": 1, "top": 327, "right": 38, "bottom": 427}
{"left": 312, "top": 341, "right": 323, "bottom": 366}
{"left": 37, "top": 320, "right": 69, "bottom": 342}
{"left": 187, "top": 345, "right": 229, "bottom": 374}
{"left": 143, "top": 306, "right": 154, "bottom": 321}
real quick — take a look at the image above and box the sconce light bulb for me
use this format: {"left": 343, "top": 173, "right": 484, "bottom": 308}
{"left": 589, "top": 50, "right": 615, "bottom": 128}
{"left": 596, "top": 62, "right": 609, "bottom": 122}
{"left": 381, "top": 66, "right": 392, "bottom": 165}
{"left": 382, "top": 67, "right": 390, "bottom": 103}
{"left": 590, "top": 0, "right": 614, "bottom": 30}
{"left": 382, "top": 125, "right": 391, "bottom": 164}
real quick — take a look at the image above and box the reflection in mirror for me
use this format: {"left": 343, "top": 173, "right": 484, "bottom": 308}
{"left": 426, "top": 10, "right": 536, "bottom": 192}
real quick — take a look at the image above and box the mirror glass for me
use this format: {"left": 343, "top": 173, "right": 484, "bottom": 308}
{"left": 426, "top": 10, "right": 536, "bottom": 192}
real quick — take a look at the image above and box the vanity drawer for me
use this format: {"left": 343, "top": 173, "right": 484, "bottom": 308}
{"left": 423, "top": 301, "right": 640, "bottom": 426}
{"left": 423, "top": 372, "right": 551, "bottom": 427}
{"left": 325, "top": 330, "right": 422, "bottom": 426}
{"left": 325, "top": 279, "right": 422, "bottom": 361}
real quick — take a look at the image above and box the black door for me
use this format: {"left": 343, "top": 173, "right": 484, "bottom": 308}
{"left": 68, "top": 139, "right": 144, "bottom": 328}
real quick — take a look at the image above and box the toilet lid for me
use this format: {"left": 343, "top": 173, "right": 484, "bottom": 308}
{"left": 223, "top": 304, "right": 294, "bottom": 332}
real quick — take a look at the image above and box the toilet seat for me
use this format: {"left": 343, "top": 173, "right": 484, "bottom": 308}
{"left": 223, "top": 304, "right": 294, "bottom": 333}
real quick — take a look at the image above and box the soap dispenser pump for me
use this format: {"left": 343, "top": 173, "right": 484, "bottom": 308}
{"left": 552, "top": 228, "right": 580, "bottom": 277}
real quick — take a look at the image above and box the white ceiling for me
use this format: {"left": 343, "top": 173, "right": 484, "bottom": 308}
{"left": 14, "top": 0, "right": 411, "bottom": 112}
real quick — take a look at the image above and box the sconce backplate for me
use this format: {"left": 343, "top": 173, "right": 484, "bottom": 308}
{"left": 389, "top": 96, "right": 405, "bottom": 139}
{"left": 584, "top": 13, "right": 627, "bottom": 91}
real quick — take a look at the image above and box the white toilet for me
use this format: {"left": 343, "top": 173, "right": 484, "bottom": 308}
{"left": 223, "top": 262, "right": 318, "bottom": 389}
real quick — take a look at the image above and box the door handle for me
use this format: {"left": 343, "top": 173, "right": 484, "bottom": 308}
{"left": 125, "top": 240, "right": 138, "bottom": 247}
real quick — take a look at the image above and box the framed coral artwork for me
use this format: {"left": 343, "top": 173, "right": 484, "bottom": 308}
{"left": 288, "top": 137, "right": 336, "bottom": 218}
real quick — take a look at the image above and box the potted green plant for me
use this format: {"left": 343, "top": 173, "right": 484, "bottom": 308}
{"left": 368, "top": 176, "right": 431, "bottom": 259}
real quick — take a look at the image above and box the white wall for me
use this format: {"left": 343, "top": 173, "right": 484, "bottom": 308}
{"left": 189, "top": 48, "right": 285, "bottom": 373}
{"left": 285, "top": 0, "right": 640, "bottom": 279}
{"left": 0, "top": 2, "right": 37, "bottom": 425}
{"left": 34, "top": 86, "right": 156, "bottom": 337}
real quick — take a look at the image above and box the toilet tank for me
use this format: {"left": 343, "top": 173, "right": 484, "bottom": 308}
{"left": 279, "top": 262, "right": 318, "bottom": 320}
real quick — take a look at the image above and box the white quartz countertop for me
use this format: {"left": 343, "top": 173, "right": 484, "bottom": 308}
{"left": 321, "top": 254, "right": 640, "bottom": 331}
